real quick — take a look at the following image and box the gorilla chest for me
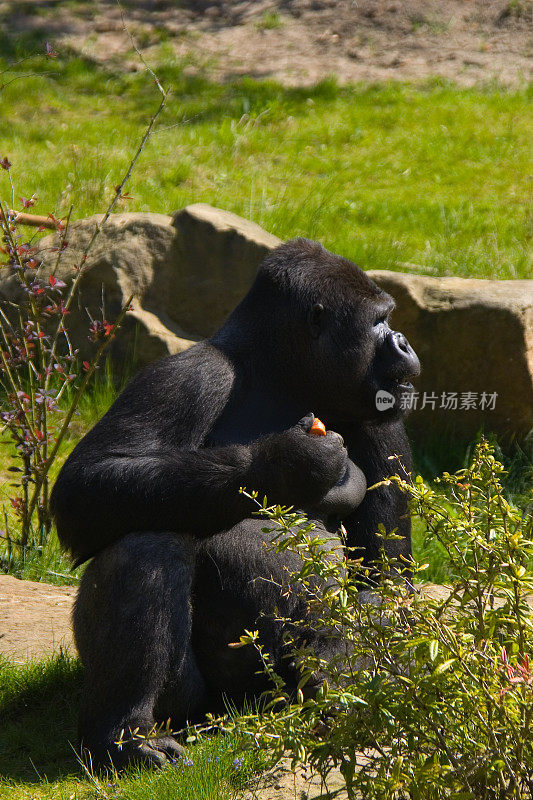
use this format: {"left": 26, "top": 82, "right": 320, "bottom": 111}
{"left": 207, "top": 389, "right": 305, "bottom": 446}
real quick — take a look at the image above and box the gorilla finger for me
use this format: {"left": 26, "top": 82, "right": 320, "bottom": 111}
{"left": 325, "top": 430, "right": 345, "bottom": 447}
{"left": 296, "top": 413, "right": 315, "bottom": 431}
{"left": 135, "top": 743, "right": 168, "bottom": 768}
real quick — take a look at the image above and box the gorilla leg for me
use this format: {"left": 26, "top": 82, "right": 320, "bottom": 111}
{"left": 192, "top": 516, "right": 346, "bottom": 705}
{"left": 73, "top": 532, "right": 206, "bottom": 770}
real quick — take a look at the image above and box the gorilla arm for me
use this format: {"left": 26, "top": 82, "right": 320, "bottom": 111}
{"left": 51, "top": 345, "right": 348, "bottom": 565}
{"left": 340, "top": 420, "right": 413, "bottom": 566}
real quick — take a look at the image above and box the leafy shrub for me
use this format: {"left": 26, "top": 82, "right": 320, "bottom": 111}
{"left": 0, "top": 41, "right": 166, "bottom": 573}
{"left": 230, "top": 439, "right": 533, "bottom": 799}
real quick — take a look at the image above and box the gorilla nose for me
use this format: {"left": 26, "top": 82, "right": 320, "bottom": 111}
{"left": 387, "top": 331, "right": 421, "bottom": 377}
{"left": 391, "top": 332, "right": 411, "bottom": 355}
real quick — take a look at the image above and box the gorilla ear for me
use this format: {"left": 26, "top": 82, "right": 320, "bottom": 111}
{"left": 309, "top": 303, "right": 325, "bottom": 339}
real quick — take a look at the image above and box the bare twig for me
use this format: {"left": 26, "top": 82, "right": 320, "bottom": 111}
{"left": 44, "top": 84, "right": 166, "bottom": 390}
{"left": 117, "top": 0, "right": 167, "bottom": 98}
{"left": 6, "top": 211, "right": 57, "bottom": 228}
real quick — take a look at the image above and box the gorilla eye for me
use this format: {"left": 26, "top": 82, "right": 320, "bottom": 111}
{"left": 309, "top": 303, "right": 325, "bottom": 338}
{"left": 374, "top": 315, "right": 388, "bottom": 326}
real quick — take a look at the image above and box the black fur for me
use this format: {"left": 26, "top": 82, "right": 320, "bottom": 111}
{"left": 51, "top": 238, "right": 420, "bottom": 769}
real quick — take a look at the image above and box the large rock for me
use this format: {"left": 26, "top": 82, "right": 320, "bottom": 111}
{"left": 367, "top": 271, "right": 533, "bottom": 440}
{"left": 169, "top": 203, "right": 282, "bottom": 336}
{"left": 19, "top": 212, "right": 197, "bottom": 365}
{"left": 3, "top": 205, "right": 531, "bottom": 440}
{"left": 14, "top": 206, "right": 281, "bottom": 364}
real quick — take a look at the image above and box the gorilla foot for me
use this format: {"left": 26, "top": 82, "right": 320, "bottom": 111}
{"left": 122, "top": 735, "right": 187, "bottom": 769}
{"left": 81, "top": 733, "right": 187, "bottom": 773}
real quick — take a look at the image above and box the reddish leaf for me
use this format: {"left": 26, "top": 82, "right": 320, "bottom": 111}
{"left": 47, "top": 213, "right": 65, "bottom": 231}
{"left": 114, "top": 185, "right": 134, "bottom": 201}
{"left": 10, "top": 496, "right": 23, "bottom": 515}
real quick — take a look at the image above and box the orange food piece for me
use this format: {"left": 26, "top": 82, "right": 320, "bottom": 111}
{"left": 309, "top": 418, "right": 327, "bottom": 436}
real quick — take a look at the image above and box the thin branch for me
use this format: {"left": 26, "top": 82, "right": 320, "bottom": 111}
{"left": 44, "top": 87, "right": 166, "bottom": 389}
{"left": 0, "top": 71, "right": 55, "bottom": 93}
{"left": 116, "top": 0, "right": 167, "bottom": 98}
{"left": 7, "top": 211, "right": 57, "bottom": 229}
{"left": 27, "top": 296, "right": 133, "bottom": 521}
{"left": 52, "top": 205, "right": 73, "bottom": 276}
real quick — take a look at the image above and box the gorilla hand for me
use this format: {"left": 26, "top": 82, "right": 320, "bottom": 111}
{"left": 313, "top": 458, "right": 367, "bottom": 519}
{"left": 251, "top": 413, "right": 348, "bottom": 508}
{"left": 297, "top": 414, "right": 367, "bottom": 517}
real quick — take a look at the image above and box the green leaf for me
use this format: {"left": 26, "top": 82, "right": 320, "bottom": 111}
{"left": 433, "top": 658, "right": 457, "bottom": 676}
{"left": 429, "top": 640, "right": 439, "bottom": 661}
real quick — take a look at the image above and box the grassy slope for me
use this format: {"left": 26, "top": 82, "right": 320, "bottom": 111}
{"left": 0, "top": 46, "right": 531, "bottom": 279}
{"left": 0, "top": 654, "right": 257, "bottom": 800}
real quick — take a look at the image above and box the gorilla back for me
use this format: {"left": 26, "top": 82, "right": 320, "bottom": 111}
{"left": 51, "top": 238, "right": 420, "bottom": 769}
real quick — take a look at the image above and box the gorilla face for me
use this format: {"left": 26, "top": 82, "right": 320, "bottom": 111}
{"left": 303, "top": 273, "right": 420, "bottom": 423}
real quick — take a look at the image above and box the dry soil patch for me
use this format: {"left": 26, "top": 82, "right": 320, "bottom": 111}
{"left": 0, "top": 574, "right": 75, "bottom": 664}
{"left": 1, "top": 0, "right": 531, "bottom": 86}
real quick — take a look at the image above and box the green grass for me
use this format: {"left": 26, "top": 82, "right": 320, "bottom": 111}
{"left": 256, "top": 10, "right": 284, "bottom": 30}
{"left": 0, "top": 46, "right": 530, "bottom": 279}
{"left": 0, "top": 654, "right": 257, "bottom": 800}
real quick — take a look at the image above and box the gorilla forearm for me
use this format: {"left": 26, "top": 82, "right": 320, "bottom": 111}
{"left": 51, "top": 428, "right": 345, "bottom": 564}
{"left": 52, "top": 448, "right": 258, "bottom": 563}
{"left": 342, "top": 421, "right": 413, "bottom": 564}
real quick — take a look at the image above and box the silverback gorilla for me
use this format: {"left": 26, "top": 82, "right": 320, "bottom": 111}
{"left": 51, "top": 239, "right": 420, "bottom": 769}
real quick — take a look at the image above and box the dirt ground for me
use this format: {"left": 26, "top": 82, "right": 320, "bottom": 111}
{"left": 0, "top": 574, "right": 76, "bottom": 664}
{"left": 0, "top": 574, "right": 453, "bottom": 662}
{"left": 1, "top": 0, "right": 531, "bottom": 86}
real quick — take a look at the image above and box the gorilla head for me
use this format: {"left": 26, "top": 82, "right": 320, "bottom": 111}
{"left": 217, "top": 238, "right": 420, "bottom": 425}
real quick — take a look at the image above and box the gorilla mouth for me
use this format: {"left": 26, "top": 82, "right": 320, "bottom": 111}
{"left": 394, "top": 379, "right": 414, "bottom": 391}
{"left": 389, "top": 372, "right": 417, "bottom": 388}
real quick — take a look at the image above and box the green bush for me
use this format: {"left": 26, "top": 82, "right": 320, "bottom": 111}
{"left": 230, "top": 439, "right": 533, "bottom": 799}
